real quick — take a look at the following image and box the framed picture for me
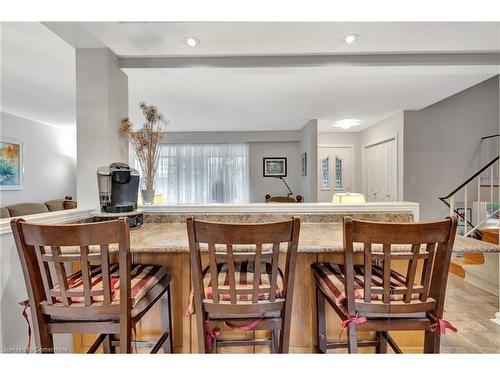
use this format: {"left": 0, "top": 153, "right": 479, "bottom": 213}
{"left": 0, "top": 137, "right": 24, "bottom": 190}
{"left": 263, "top": 157, "right": 287, "bottom": 177}
{"left": 301, "top": 152, "right": 307, "bottom": 177}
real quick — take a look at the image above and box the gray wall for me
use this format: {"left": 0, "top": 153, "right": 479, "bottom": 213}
{"left": 404, "top": 75, "right": 500, "bottom": 221}
{"left": 249, "top": 142, "right": 300, "bottom": 202}
{"left": 0, "top": 112, "right": 77, "bottom": 206}
{"left": 162, "top": 131, "right": 300, "bottom": 143}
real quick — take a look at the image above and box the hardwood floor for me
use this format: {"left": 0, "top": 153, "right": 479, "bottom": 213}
{"left": 441, "top": 274, "right": 500, "bottom": 353}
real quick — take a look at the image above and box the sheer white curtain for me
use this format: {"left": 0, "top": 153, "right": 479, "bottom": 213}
{"left": 134, "top": 143, "right": 249, "bottom": 204}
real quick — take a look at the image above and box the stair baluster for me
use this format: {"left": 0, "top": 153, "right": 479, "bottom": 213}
{"left": 439, "top": 134, "right": 499, "bottom": 239}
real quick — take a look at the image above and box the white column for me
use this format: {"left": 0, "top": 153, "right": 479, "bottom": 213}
{"left": 76, "top": 48, "right": 128, "bottom": 210}
{"left": 299, "top": 119, "right": 318, "bottom": 202}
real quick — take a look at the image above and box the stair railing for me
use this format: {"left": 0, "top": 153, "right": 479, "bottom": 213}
{"left": 439, "top": 134, "right": 499, "bottom": 237}
{"left": 480, "top": 133, "right": 499, "bottom": 168}
{"left": 439, "top": 156, "right": 499, "bottom": 236}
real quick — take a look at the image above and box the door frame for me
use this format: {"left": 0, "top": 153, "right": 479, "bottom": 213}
{"left": 317, "top": 144, "right": 355, "bottom": 196}
{"left": 362, "top": 134, "right": 400, "bottom": 201}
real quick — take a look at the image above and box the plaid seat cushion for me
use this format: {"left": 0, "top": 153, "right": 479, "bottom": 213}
{"left": 202, "top": 261, "right": 284, "bottom": 303}
{"left": 312, "top": 262, "right": 421, "bottom": 306}
{"left": 52, "top": 264, "right": 168, "bottom": 304}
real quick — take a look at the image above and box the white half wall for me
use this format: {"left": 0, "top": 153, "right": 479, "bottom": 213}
{"left": 0, "top": 112, "right": 76, "bottom": 206}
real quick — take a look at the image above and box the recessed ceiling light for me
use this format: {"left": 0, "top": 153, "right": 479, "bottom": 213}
{"left": 342, "top": 33, "right": 359, "bottom": 44}
{"left": 184, "top": 36, "right": 200, "bottom": 47}
{"left": 333, "top": 119, "right": 361, "bottom": 129}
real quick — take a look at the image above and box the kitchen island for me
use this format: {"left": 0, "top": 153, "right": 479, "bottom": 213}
{"left": 121, "top": 222, "right": 496, "bottom": 255}
{"left": 65, "top": 202, "right": 498, "bottom": 353}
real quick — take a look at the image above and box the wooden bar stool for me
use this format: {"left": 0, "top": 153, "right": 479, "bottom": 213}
{"left": 186, "top": 217, "right": 300, "bottom": 353}
{"left": 11, "top": 218, "right": 174, "bottom": 354}
{"left": 312, "top": 216, "right": 457, "bottom": 354}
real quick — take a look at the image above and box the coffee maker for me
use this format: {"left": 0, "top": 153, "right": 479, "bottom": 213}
{"left": 95, "top": 163, "right": 143, "bottom": 228}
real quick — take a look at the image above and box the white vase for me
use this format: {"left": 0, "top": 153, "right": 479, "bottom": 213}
{"left": 141, "top": 189, "right": 155, "bottom": 205}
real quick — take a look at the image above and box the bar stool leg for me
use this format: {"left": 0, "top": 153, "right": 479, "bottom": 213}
{"left": 376, "top": 331, "right": 387, "bottom": 353}
{"left": 271, "top": 330, "right": 280, "bottom": 353}
{"left": 103, "top": 334, "right": 116, "bottom": 353}
{"left": 423, "top": 331, "right": 440, "bottom": 353}
{"left": 161, "top": 285, "right": 174, "bottom": 353}
{"left": 347, "top": 323, "right": 358, "bottom": 354}
{"left": 119, "top": 319, "right": 132, "bottom": 353}
{"left": 37, "top": 325, "right": 54, "bottom": 354}
{"left": 195, "top": 315, "right": 207, "bottom": 354}
{"left": 316, "top": 288, "right": 327, "bottom": 354}
{"left": 278, "top": 326, "right": 291, "bottom": 353}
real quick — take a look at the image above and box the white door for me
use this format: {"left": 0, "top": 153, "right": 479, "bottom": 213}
{"left": 365, "top": 138, "right": 398, "bottom": 202}
{"left": 317, "top": 146, "right": 353, "bottom": 202}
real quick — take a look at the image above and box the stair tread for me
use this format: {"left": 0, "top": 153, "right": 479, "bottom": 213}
{"left": 450, "top": 259, "right": 465, "bottom": 278}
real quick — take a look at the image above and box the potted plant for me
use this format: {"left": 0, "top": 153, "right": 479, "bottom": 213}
{"left": 121, "top": 102, "right": 167, "bottom": 205}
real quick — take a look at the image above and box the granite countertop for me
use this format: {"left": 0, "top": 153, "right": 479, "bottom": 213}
{"left": 60, "top": 222, "right": 499, "bottom": 255}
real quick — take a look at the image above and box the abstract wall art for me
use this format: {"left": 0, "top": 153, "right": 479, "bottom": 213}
{"left": 0, "top": 137, "right": 24, "bottom": 190}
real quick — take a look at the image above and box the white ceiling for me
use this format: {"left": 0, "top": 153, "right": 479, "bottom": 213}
{"left": 1, "top": 22, "right": 76, "bottom": 128}
{"left": 2, "top": 22, "right": 500, "bottom": 133}
{"left": 45, "top": 22, "right": 500, "bottom": 56}
{"left": 126, "top": 66, "right": 499, "bottom": 132}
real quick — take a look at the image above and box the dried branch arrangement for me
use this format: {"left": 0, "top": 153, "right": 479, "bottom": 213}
{"left": 121, "top": 102, "right": 167, "bottom": 190}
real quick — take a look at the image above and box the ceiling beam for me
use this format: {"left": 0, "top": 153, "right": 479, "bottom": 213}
{"left": 119, "top": 53, "right": 500, "bottom": 69}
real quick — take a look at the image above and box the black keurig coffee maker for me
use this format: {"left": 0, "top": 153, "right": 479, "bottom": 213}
{"left": 97, "top": 162, "right": 139, "bottom": 213}
{"left": 94, "top": 163, "right": 143, "bottom": 228}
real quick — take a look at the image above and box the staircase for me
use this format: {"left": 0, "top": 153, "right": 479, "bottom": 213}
{"left": 439, "top": 134, "right": 499, "bottom": 296}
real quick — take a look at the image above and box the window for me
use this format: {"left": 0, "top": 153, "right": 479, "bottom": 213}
{"left": 486, "top": 202, "right": 499, "bottom": 220}
{"left": 321, "top": 157, "right": 329, "bottom": 190}
{"left": 133, "top": 143, "right": 249, "bottom": 204}
{"left": 335, "top": 156, "right": 343, "bottom": 190}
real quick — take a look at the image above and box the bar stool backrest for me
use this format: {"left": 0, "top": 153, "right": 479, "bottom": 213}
{"left": 343, "top": 216, "right": 457, "bottom": 317}
{"left": 11, "top": 218, "right": 131, "bottom": 319}
{"left": 187, "top": 217, "right": 300, "bottom": 312}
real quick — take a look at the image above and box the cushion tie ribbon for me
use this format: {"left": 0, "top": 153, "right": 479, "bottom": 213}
{"left": 204, "top": 315, "right": 264, "bottom": 352}
{"left": 223, "top": 314, "right": 264, "bottom": 332}
{"left": 19, "top": 300, "right": 31, "bottom": 353}
{"left": 428, "top": 313, "right": 457, "bottom": 335}
{"left": 185, "top": 290, "right": 195, "bottom": 317}
{"left": 204, "top": 320, "right": 221, "bottom": 352}
{"left": 341, "top": 315, "right": 367, "bottom": 331}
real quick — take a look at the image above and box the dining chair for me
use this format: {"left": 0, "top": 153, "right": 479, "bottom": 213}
{"left": 11, "top": 217, "right": 173, "bottom": 354}
{"left": 265, "top": 195, "right": 303, "bottom": 203}
{"left": 312, "top": 216, "right": 457, "bottom": 354}
{"left": 186, "top": 217, "right": 300, "bottom": 353}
